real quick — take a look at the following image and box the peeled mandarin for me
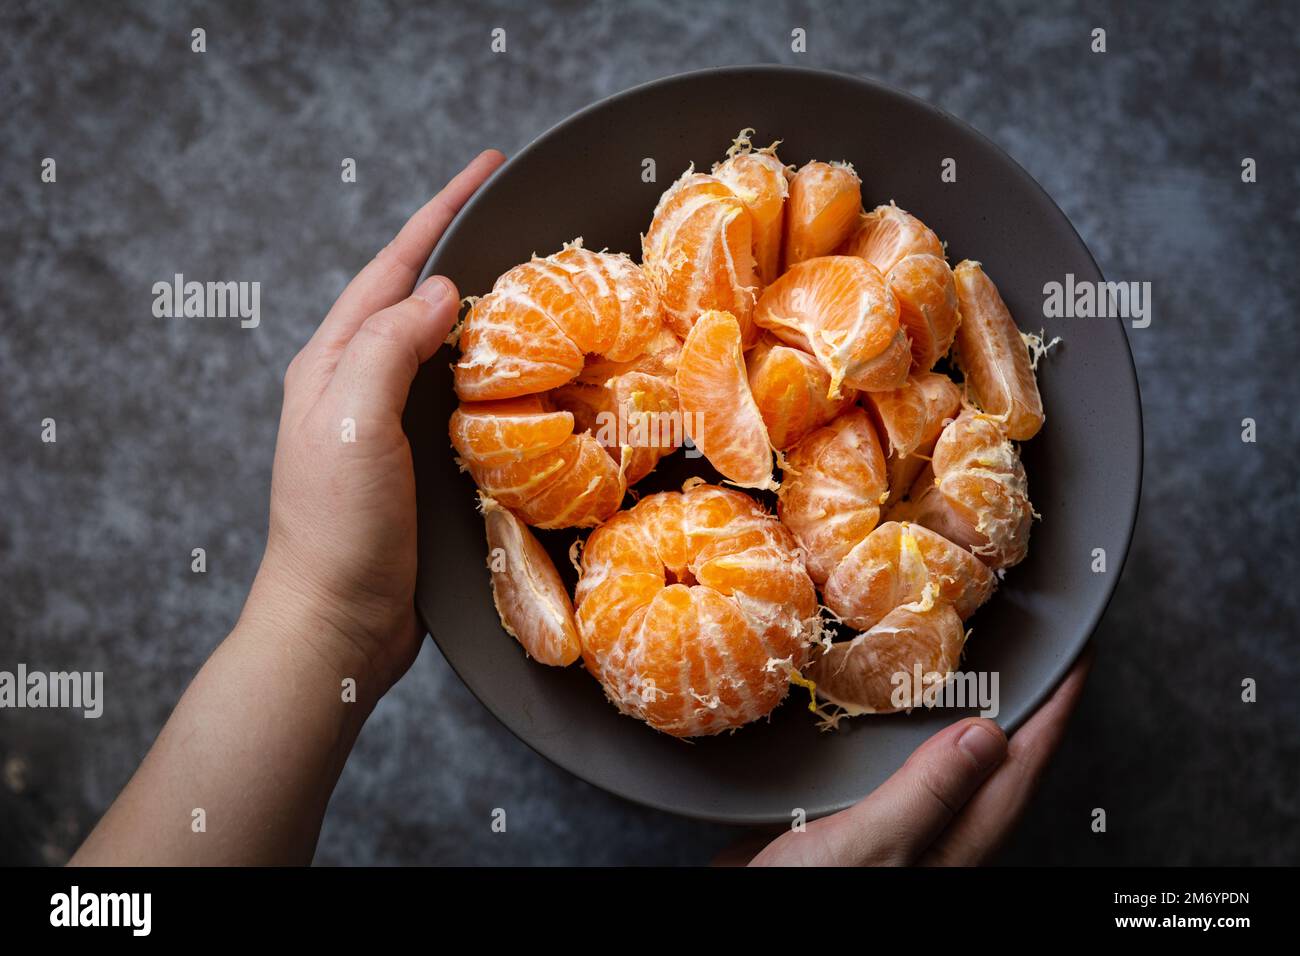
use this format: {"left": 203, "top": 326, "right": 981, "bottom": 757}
{"left": 754, "top": 255, "right": 908, "bottom": 397}
{"left": 481, "top": 497, "right": 581, "bottom": 666}
{"left": 807, "top": 603, "right": 966, "bottom": 715}
{"left": 713, "top": 136, "right": 791, "bottom": 288}
{"left": 642, "top": 171, "right": 757, "bottom": 343}
{"left": 676, "top": 310, "right": 775, "bottom": 489}
{"left": 575, "top": 484, "right": 818, "bottom": 737}
{"left": 746, "top": 336, "right": 855, "bottom": 450}
{"left": 822, "top": 521, "right": 995, "bottom": 631}
{"left": 952, "top": 260, "right": 1045, "bottom": 440}
{"left": 888, "top": 409, "right": 1033, "bottom": 569}
{"left": 777, "top": 407, "right": 887, "bottom": 586}
{"left": 784, "top": 161, "right": 863, "bottom": 270}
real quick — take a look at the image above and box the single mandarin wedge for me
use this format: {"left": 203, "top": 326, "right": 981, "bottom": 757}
{"left": 822, "top": 520, "right": 995, "bottom": 631}
{"left": 481, "top": 496, "right": 580, "bottom": 666}
{"left": 807, "top": 603, "right": 966, "bottom": 715}
{"left": 851, "top": 328, "right": 913, "bottom": 392}
{"left": 747, "top": 336, "right": 855, "bottom": 450}
{"left": 453, "top": 272, "right": 587, "bottom": 401}
{"left": 952, "top": 260, "right": 1045, "bottom": 440}
{"left": 840, "top": 203, "right": 945, "bottom": 274}
{"left": 550, "top": 242, "right": 663, "bottom": 362}
{"left": 777, "top": 407, "right": 887, "bottom": 586}
{"left": 550, "top": 369, "right": 680, "bottom": 485}
{"left": 783, "top": 161, "right": 862, "bottom": 270}
{"left": 460, "top": 431, "right": 625, "bottom": 529}
{"left": 575, "top": 483, "right": 818, "bottom": 737}
{"left": 888, "top": 408, "right": 1033, "bottom": 569}
{"left": 888, "top": 253, "right": 960, "bottom": 371}
{"left": 642, "top": 170, "right": 757, "bottom": 343}
{"left": 863, "top": 371, "right": 962, "bottom": 501}
{"left": 448, "top": 396, "right": 574, "bottom": 465}
{"left": 676, "top": 310, "right": 775, "bottom": 489}
{"left": 713, "top": 132, "right": 791, "bottom": 288}
{"left": 754, "top": 255, "right": 908, "bottom": 397}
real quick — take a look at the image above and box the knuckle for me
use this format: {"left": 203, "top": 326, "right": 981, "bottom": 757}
{"left": 283, "top": 349, "right": 307, "bottom": 388}
{"left": 428, "top": 196, "right": 456, "bottom": 225}
{"left": 915, "top": 763, "right": 963, "bottom": 822}
{"left": 359, "top": 311, "right": 407, "bottom": 346}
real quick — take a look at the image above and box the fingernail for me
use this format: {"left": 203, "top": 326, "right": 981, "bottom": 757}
{"left": 957, "top": 722, "right": 1006, "bottom": 772}
{"left": 414, "top": 275, "right": 453, "bottom": 306}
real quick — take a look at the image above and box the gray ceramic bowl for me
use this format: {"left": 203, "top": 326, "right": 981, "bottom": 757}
{"left": 408, "top": 66, "right": 1142, "bottom": 824}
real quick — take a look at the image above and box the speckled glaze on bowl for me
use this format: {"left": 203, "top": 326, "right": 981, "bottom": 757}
{"left": 407, "top": 66, "right": 1142, "bottom": 824}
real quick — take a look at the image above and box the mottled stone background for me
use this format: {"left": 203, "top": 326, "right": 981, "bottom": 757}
{"left": 2, "top": 0, "right": 1297, "bottom": 865}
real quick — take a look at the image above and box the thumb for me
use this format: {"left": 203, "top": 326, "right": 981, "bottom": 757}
{"left": 324, "top": 275, "right": 459, "bottom": 420}
{"left": 751, "top": 717, "right": 1007, "bottom": 866}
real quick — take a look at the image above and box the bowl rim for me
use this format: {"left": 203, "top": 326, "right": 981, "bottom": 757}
{"left": 414, "top": 63, "right": 1144, "bottom": 824}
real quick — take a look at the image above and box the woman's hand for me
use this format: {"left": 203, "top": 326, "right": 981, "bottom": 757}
{"left": 720, "top": 648, "right": 1093, "bottom": 866}
{"left": 244, "top": 149, "right": 506, "bottom": 694}
{"left": 71, "top": 151, "right": 505, "bottom": 866}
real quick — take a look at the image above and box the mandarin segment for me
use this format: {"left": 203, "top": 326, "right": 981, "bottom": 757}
{"left": 808, "top": 603, "right": 966, "bottom": 715}
{"left": 453, "top": 285, "right": 586, "bottom": 401}
{"left": 784, "top": 161, "right": 863, "bottom": 270}
{"left": 481, "top": 497, "right": 581, "bottom": 666}
{"left": 520, "top": 433, "right": 627, "bottom": 529}
{"left": 822, "top": 521, "right": 996, "bottom": 631}
{"left": 462, "top": 432, "right": 625, "bottom": 529}
{"left": 642, "top": 170, "right": 757, "bottom": 342}
{"left": 713, "top": 133, "right": 791, "bottom": 288}
{"left": 746, "top": 336, "right": 855, "bottom": 450}
{"left": 888, "top": 409, "right": 1033, "bottom": 569}
{"left": 574, "top": 571, "right": 662, "bottom": 672}
{"left": 887, "top": 252, "right": 960, "bottom": 371}
{"left": 952, "top": 260, "right": 1045, "bottom": 440}
{"left": 449, "top": 397, "right": 574, "bottom": 465}
{"left": 676, "top": 310, "right": 775, "bottom": 489}
{"left": 848, "top": 328, "right": 912, "bottom": 392}
{"left": 575, "top": 484, "right": 818, "bottom": 736}
{"left": 863, "top": 371, "right": 963, "bottom": 501}
{"left": 777, "top": 407, "right": 888, "bottom": 585}
{"left": 840, "top": 203, "right": 945, "bottom": 274}
{"left": 755, "top": 255, "right": 906, "bottom": 397}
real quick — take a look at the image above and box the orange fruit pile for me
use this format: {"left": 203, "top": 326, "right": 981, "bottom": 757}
{"left": 447, "top": 130, "right": 1053, "bottom": 734}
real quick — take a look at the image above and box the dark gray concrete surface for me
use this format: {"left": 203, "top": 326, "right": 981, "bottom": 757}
{"left": 2, "top": 0, "right": 1297, "bottom": 865}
